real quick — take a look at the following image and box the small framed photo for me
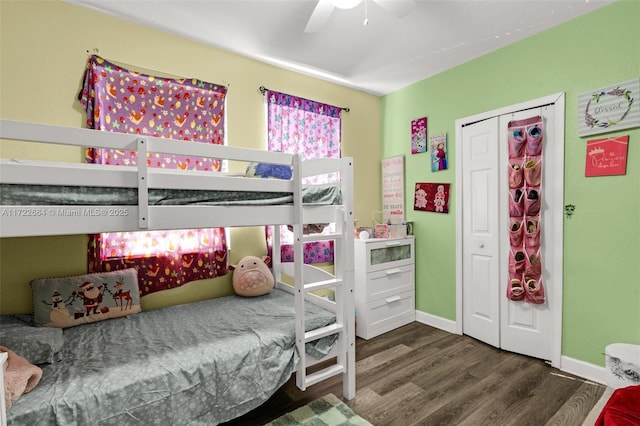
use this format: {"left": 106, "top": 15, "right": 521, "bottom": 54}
{"left": 374, "top": 224, "right": 389, "bottom": 239}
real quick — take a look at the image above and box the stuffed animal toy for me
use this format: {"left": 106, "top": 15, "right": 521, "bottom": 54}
{"left": 230, "top": 255, "right": 274, "bottom": 297}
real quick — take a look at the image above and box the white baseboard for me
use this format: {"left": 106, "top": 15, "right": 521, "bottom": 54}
{"left": 560, "top": 355, "right": 608, "bottom": 385}
{"left": 415, "top": 310, "right": 458, "bottom": 334}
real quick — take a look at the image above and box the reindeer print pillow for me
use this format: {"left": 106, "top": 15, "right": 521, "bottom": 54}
{"left": 30, "top": 268, "right": 141, "bottom": 328}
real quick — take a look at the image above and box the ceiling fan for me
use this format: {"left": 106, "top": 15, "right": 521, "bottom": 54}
{"left": 305, "top": 0, "right": 416, "bottom": 33}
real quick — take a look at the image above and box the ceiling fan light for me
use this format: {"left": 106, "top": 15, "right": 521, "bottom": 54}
{"left": 332, "top": 0, "right": 362, "bottom": 10}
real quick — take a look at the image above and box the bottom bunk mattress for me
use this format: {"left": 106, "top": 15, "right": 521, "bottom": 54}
{"left": 7, "top": 289, "right": 337, "bottom": 425}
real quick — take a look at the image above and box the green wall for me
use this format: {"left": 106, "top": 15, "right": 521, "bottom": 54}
{"left": 381, "top": 0, "right": 640, "bottom": 366}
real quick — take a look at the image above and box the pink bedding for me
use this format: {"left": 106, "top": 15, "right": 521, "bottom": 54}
{"left": 1, "top": 346, "right": 42, "bottom": 410}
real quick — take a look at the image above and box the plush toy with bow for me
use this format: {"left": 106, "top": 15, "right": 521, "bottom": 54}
{"left": 230, "top": 255, "right": 274, "bottom": 297}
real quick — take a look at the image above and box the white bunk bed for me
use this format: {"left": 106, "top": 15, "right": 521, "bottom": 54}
{"left": 0, "top": 119, "right": 356, "bottom": 424}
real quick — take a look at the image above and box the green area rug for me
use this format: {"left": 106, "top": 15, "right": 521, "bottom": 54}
{"left": 264, "top": 393, "right": 372, "bottom": 426}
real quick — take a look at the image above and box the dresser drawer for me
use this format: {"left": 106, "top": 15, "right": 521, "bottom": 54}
{"left": 356, "top": 238, "right": 414, "bottom": 273}
{"left": 364, "top": 265, "right": 413, "bottom": 302}
{"left": 356, "top": 290, "right": 415, "bottom": 339}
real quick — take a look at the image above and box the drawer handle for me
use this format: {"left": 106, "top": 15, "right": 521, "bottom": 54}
{"left": 386, "top": 295, "right": 402, "bottom": 304}
{"left": 385, "top": 268, "right": 402, "bottom": 276}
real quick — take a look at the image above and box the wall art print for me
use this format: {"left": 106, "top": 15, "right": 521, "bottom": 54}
{"left": 578, "top": 78, "right": 640, "bottom": 137}
{"left": 411, "top": 117, "right": 427, "bottom": 154}
{"left": 430, "top": 133, "right": 448, "bottom": 172}
{"left": 414, "top": 182, "right": 450, "bottom": 214}
{"left": 585, "top": 135, "right": 629, "bottom": 177}
{"left": 382, "top": 156, "right": 405, "bottom": 224}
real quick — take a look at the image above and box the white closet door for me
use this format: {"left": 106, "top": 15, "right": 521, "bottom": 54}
{"left": 498, "top": 107, "right": 557, "bottom": 361}
{"left": 457, "top": 94, "right": 564, "bottom": 366}
{"left": 461, "top": 105, "right": 560, "bottom": 362}
{"left": 461, "top": 117, "right": 500, "bottom": 348}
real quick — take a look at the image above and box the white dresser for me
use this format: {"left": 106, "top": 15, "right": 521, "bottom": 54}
{"left": 354, "top": 236, "right": 415, "bottom": 339}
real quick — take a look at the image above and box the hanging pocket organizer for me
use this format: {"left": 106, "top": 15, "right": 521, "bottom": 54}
{"left": 506, "top": 116, "right": 545, "bottom": 304}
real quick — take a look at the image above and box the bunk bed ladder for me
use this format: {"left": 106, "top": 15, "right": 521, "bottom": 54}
{"left": 290, "top": 156, "right": 356, "bottom": 399}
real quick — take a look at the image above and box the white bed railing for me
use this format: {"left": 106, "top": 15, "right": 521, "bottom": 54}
{"left": 0, "top": 119, "right": 348, "bottom": 235}
{"left": 0, "top": 352, "right": 6, "bottom": 426}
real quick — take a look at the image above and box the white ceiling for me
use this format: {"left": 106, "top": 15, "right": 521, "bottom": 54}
{"left": 68, "top": 0, "right": 615, "bottom": 96}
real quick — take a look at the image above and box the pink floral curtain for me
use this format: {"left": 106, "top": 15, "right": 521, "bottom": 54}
{"left": 79, "top": 55, "right": 228, "bottom": 296}
{"left": 265, "top": 89, "right": 342, "bottom": 264}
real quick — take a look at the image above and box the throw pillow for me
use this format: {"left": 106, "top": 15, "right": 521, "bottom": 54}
{"left": 31, "top": 268, "right": 141, "bottom": 328}
{"left": 245, "top": 162, "right": 293, "bottom": 180}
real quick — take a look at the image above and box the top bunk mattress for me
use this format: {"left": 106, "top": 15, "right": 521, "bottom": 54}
{"left": 0, "top": 182, "right": 342, "bottom": 207}
{"left": 6, "top": 288, "right": 337, "bottom": 425}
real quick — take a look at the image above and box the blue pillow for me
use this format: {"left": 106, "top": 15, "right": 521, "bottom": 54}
{"left": 246, "top": 162, "right": 292, "bottom": 180}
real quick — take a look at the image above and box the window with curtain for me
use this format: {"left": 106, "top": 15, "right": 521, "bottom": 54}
{"left": 265, "top": 89, "right": 343, "bottom": 264}
{"left": 79, "top": 55, "right": 228, "bottom": 296}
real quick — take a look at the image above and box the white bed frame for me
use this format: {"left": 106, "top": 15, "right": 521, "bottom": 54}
{"left": 0, "top": 119, "right": 356, "bottom": 418}
{"left": 0, "top": 352, "right": 6, "bottom": 426}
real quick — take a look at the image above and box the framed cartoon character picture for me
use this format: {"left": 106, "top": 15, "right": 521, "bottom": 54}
{"left": 430, "top": 133, "right": 447, "bottom": 172}
{"left": 414, "top": 182, "right": 450, "bottom": 214}
{"left": 411, "top": 117, "right": 427, "bottom": 154}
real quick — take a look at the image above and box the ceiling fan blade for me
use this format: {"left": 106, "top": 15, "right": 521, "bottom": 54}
{"left": 373, "top": 0, "right": 416, "bottom": 17}
{"left": 305, "top": 0, "right": 335, "bottom": 33}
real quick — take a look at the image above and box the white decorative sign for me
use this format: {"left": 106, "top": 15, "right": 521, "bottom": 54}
{"left": 578, "top": 78, "right": 640, "bottom": 137}
{"left": 382, "top": 156, "right": 405, "bottom": 224}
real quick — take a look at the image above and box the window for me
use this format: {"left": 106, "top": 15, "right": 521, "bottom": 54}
{"left": 79, "top": 55, "right": 227, "bottom": 296}
{"left": 264, "top": 89, "right": 344, "bottom": 263}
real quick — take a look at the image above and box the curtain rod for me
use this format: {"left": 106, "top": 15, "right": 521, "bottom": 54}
{"left": 259, "top": 86, "right": 350, "bottom": 112}
{"left": 86, "top": 50, "right": 230, "bottom": 88}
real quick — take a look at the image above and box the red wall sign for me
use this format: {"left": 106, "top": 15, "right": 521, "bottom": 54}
{"left": 585, "top": 135, "right": 629, "bottom": 177}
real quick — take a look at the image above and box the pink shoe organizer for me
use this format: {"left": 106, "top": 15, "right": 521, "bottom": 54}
{"left": 506, "top": 116, "right": 545, "bottom": 304}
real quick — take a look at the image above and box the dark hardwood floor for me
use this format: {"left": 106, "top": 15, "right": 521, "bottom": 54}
{"left": 224, "top": 322, "right": 605, "bottom": 425}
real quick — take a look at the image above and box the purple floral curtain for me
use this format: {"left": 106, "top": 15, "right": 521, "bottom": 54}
{"left": 79, "top": 55, "right": 228, "bottom": 296}
{"left": 265, "top": 90, "right": 342, "bottom": 264}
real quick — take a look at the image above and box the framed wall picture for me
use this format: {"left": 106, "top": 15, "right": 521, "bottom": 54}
{"left": 414, "top": 182, "right": 450, "bottom": 214}
{"left": 578, "top": 78, "right": 640, "bottom": 137}
{"left": 382, "top": 156, "right": 405, "bottom": 224}
{"left": 430, "top": 133, "right": 447, "bottom": 172}
{"left": 585, "top": 135, "right": 629, "bottom": 177}
{"left": 411, "top": 117, "right": 427, "bottom": 154}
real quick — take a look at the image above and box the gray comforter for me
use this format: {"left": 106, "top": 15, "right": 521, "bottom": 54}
{"left": 7, "top": 289, "right": 336, "bottom": 425}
